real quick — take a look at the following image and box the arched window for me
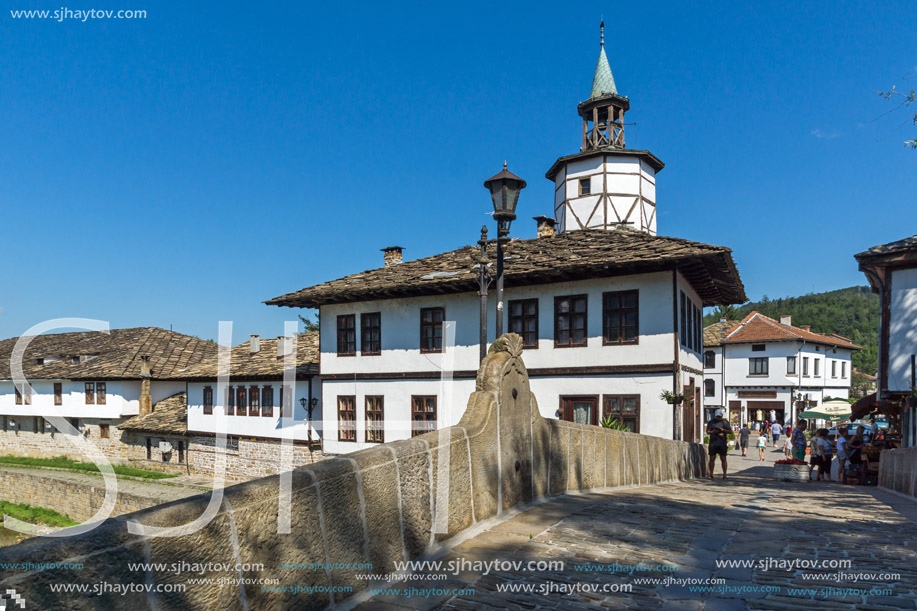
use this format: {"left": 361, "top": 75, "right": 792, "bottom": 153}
{"left": 704, "top": 351, "right": 716, "bottom": 369}
{"left": 704, "top": 379, "right": 715, "bottom": 397}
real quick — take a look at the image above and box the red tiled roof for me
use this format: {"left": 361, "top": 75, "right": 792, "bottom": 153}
{"left": 721, "top": 312, "right": 861, "bottom": 350}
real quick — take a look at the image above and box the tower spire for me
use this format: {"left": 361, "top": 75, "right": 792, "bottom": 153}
{"left": 589, "top": 22, "right": 616, "bottom": 99}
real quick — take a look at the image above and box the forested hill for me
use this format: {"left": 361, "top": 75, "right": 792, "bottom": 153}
{"left": 704, "top": 286, "right": 879, "bottom": 375}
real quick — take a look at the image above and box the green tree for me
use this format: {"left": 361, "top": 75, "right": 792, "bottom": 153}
{"left": 711, "top": 305, "right": 739, "bottom": 321}
{"left": 299, "top": 312, "right": 320, "bottom": 333}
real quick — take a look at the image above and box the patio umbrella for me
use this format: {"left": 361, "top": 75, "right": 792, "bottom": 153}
{"left": 800, "top": 400, "right": 853, "bottom": 422}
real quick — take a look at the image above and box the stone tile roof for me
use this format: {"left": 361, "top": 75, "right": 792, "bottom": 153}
{"left": 720, "top": 312, "right": 861, "bottom": 350}
{"left": 266, "top": 230, "right": 746, "bottom": 309}
{"left": 119, "top": 392, "right": 187, "bottom": 435}
{"left": 178, "top": 332, "right": 319, "bottom": 381}
{"left": 0, "top": 327, "right": 218, "bottom": 381}
{"left": 703, "top": 319, "right": 740, "bottom": 348}
{"left": 855, "top": 235, "right": 917, "bottom": 260}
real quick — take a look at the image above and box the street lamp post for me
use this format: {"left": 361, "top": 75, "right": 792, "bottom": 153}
{"left": 300, "top": 396, "right": 319, "bottom": 446}
{"left": 474, "top": 226, "right": 492, "bottom": 362}
{"left": 483, "top": 162, "right": 526, "bottom": 338}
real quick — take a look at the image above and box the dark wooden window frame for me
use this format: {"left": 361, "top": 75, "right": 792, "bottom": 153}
{"left": 751, "top": 344, "right": 766, "bottom": 352}
{"left": 749, "top": 357, "right": 769, "bottom": 376}
{"left": 100, "top": 423, "right": 110, "bottom": 439}
{"left": 53, "top": 382, "right": 63, "bottom": 406}
{"left": 15, "top": 387, "right": 22, "bottom": 405}
{"left": 249, "top": 385, "right": 260, "bottom": 417}
{"left": 704, "top": 351, "right": 716, "bottom": 369}
{"left": 96, "top": 382, "right": 106, "bottom": 405}
{"left": 704, "top": 379, "right": 715, "bottom": 397}
{"left": 227, "top": 386, "right": 235, "bottom": 416}
{"left": 85, "top": 382, "right": 95, "bottom": 405}
{"left": 411, "top": 395, "right": 437, "bottom": 437}
{"left": 602, "top": 394, "right": 640, "bottom": 432}
{"left": 337, "top": 314, "right": 356, "bottom": 356}
{"left": 203, "top": 386, "right": 213, "bottom": 415}
{"left": 365, "top": 395, "right": 384, "bottom": 443}
{"left": 559, "top": 395, "right": 600, "bottom": 426}
{"left": 508, "top": 298, "right": 539, "bottom": 349}
{"left": 361, "top": 312, "right": 382, "bottom": 356}
{"left": 338, "top": 395, "right": 356, "bottom": 442}
{"left": 578, "top": 177, "right": 591, "bottom": 195}
{"left": 554, "top": 294, "right": 588, "bottom": 348}
{"left": 680, "top": 291, "right": 687, "bottom": 347}
{"left": 262, "top": 386, "right": 274, "bottom": 418}
{"left": 237, "top": 386, "right": 247, "bottom": 417}
{"left": 420, "top": 307, "right": 445, "bottom": 354}
{"left": 602, "top": 289, "right": 639, "bottom": 346}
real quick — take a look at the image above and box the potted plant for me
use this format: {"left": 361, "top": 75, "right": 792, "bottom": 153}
{"left": 774, "top": 458, "right": 810, "bottom": 482}
{"left": 601, "top": 414, "right": 629, "bottom": 432}
{"left": 659, "top": 390, "right": 685, "bottom": 406}
{"left": 727, "top": 431, "right": 737, "bottom": 449}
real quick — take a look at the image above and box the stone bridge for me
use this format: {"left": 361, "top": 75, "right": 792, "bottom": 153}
{"left": 0, "top": 334, "right": 707, "bottom": 610}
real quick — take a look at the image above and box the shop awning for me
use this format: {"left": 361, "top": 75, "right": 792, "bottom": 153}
{"left": 800, "top": 400, "right": 853, "bottom": 422}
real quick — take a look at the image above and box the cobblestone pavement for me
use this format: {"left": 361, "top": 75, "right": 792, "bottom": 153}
{"left": 356, "top": 435, "right": 917, "bottom": 610}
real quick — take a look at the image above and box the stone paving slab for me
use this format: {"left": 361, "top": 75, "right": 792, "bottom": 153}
{"left": 355, "top": 443, "right": 917, "bottom": 610}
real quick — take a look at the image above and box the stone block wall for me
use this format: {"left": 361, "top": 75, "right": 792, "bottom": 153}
{"left": 0, "top": 468, "right": 174, "bottom": 523}
{"left": 0, "top": 417, "right": 322, "bottom": 481}
{"left": 879, "top": 446, "right": 917, "bottom": 499}
{"left": 0, "top": 334, "right": 706, "bottom": 610}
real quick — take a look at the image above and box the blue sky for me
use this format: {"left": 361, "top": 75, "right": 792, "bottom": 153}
{"left": 1, "top": 1, "right": 915, "bottom": 342}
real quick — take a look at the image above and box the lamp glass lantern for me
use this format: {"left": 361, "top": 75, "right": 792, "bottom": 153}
{"left": 483, "top": 162, "right": 527, "bottom": 223}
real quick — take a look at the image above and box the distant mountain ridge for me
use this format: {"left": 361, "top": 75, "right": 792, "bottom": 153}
{"left": 704, "top": 286, "right": 879, "bottom": 375}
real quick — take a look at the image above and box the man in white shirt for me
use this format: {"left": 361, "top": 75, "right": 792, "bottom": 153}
{"left": 770, "top": 422, "right": 783, "bottom": 448}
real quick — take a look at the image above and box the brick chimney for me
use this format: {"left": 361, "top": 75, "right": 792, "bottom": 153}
{"left": 139, "top": 355, "right": 152, "bottom": 415}
{"left": 381, "top": 246, "right": 404, "bottom": 266}
{"left": 250, "top": 334, "right": 260, "bottom": 353}
{"left": 533, "top": 216, "right": 556, "bottom": 238}
{"left": 800, "top": 325, "right": 811, "bottom": 332}
{"left": 780, "top": 315, "right": 792, "bottom": 326}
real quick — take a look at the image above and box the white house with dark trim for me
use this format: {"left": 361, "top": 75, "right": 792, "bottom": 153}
{"left": 0, "top": 327, "right": 215, "bottom": 461}
{"left": 855, "top": 235, "right": 917, "bottom": 447}
{"left": 267, "top": 31, "right": 747, "bottom": 454}
{"left": 703, "top": 313, "right": 858, "bottom": 427}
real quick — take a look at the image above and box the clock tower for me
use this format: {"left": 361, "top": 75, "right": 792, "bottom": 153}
{"left": 546, "top": 22, "right": 664, "bottom": 235}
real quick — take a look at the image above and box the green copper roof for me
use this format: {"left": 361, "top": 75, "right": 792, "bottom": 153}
{"left": 589, "top": 45, "right": 617, "bottom": 99}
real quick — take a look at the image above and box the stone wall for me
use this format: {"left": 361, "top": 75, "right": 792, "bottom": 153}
{"left": 0, "top": 334, "right": 706, "bottom": 610}
{"left": 0, "top": 417, "right": 322, "bottom": 481}
{"left": 878, "top": 446, "right": 917, "bottom": 498}
{"left": 0, "top": 468, "right": 176, "bottom": 523}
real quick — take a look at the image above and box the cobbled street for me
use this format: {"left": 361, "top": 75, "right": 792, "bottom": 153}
{"left": 358, "top": 434, "right": 917, "bottom": 611}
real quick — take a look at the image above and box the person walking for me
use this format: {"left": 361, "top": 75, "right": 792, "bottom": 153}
{"left": 771, "top": 422, "right": 783, "bottom": 448}
{"left": 738, "top": 422, "right": 751, "bottom": 457}
{"left": 782, "top": 434, "right": 793, "bottom": 459}
{"left": 836, "top": 426, "right": 849, "bottom": 484}
{"left": 706, "top": 409, "right": 732, "bottom": 480}
{"left": 792, "top": 419, "right": 808, "bottom": 462}
{"left": 757, "top": 430, "right": 767, "bottom": 461}
{"left": 815, "top": 429, "right": 833, "bottom": 481}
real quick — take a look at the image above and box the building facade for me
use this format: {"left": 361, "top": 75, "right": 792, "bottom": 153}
{"left": 268, "top": 29, "right": 747, "bottom": 453}
{"left": 703, "top": 313, "right": 858, "bottom": 427}
{"left": 0, "top": 327, "right": 214, "bottom": 462}
{"left": 855, "top": 235, "right": 917, "bottom": 447}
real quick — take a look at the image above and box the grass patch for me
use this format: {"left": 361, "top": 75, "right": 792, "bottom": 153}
{"left": 0, "top": 500, "right": 78, "bottom": 528}
{"left": 0, "top": 455, "right": 178, "bottom": 480}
